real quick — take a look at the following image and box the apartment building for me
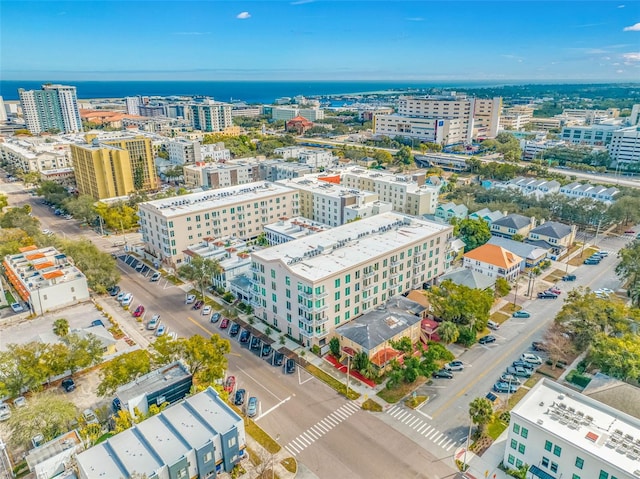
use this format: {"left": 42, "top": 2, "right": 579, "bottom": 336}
{"left": 183, "top": 237, "right": 252, "bottom": 291}
{"left": 520, "top": 139, "right": 567, "bottom": 160}
{"left": 277, "top": 176, "right": 393, "bottom": 227}
{"left": 338, "top": 167, "right": 440, "bottom": 215}
{"left": 491, "top": 213, "right": 536, "bottom": 239}
{"left": 271, "top": 106, "right": 324, "bottom": 121}
{"left": 138, "top": 104, "right": 166, "bottom": 117}
{"left": 138, "top": 182, "right": 299, "bottom": 265}
{"left": 274, "top": 146, "right": 336, "bottom": 169}
{"left": 559, "top": 182, "right": 620, "bottom": 203}
{"left": 499, "top": 105, "right": 534, "bottom": 130}
{"left": 0, "top": 137, "right": 72, "bottom": 173}
{"left": 70, "top": 133, "right": 158, "bottom": 199}
{"left": 201, "top": 142, "right": 231, "bottom": 161}
{"left": 250, "top": 212, "right": 453, "bottom": 347}
{"left": 462, "top": 243, "right": 522, "bottom": 282}
{"left": 3, "top": 245, "right": 90, "bottom": 315}
{"left": 183, "top": 159, "right": 260, "bottom": 189}
{"left": 39, "top": 167, "right": 75, "bottom": 187}
{"left": 608, "top": 126, "right": 640, "bottom": 169}
{"left": 19, "top": 84, "right": 83, "bottom": 134}
{"left": 264, "top": 217, "right": 331, "bottom": 245}
{"left": 259, "top": 160, "right": 314, "bottom": 181}
{"left": 166, "top": 138, "right": 202, "bottom": 165}
{"left": 188, "top": 100, "right": 233, "bottom": 132}
{"left": 504, "top": 378, "right": 636, "bottom": 479}
{"left": 373, "top": 115, "right": 468, "bottom": 145}
{"left": 503, "top": 177, "right": 561, "bottom": 198}
{"left": 77, "top": 387, "right": 246, "bottom": 479}
{"left": 561, "top": 107, "right": 619, "bottom": 124}
{"left": 561, "top": 124, "right": 619, "bottom": 146}
{"left": 124, "top": 96, "right": 142, "bottom": 115}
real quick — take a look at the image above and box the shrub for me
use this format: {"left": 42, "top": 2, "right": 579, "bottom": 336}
{"left": 456, "top": 326, "right": 477, "bottom": 347}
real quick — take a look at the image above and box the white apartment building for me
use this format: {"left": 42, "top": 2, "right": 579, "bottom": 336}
{"left": 3, "top": 246, "right": 90, "bottom": 315}
{"left": 608, "top": 126, "right": 640, "bottom": 169}
{"left": 559, "top": 182, "right": 620, "bottom": 203}
{"left": 298, "top": 108, "right": 325, "bottom": 121}
{"left": 561, "top": 124, "right": 619, "bottom": 146}
{"left": 338, "top": 167, "right": 440, "bottom": 216}
{"left": 499, "top": 105, "right": 534, "bottom": 131}
{"left": 201, "top": 142, "right": 231, "bottom": 162}
{"left": 0, "top": 96, "right": 7, "bottom": 123}
{"left": 274, "top": 146, "right": 336, "bottom": 169}
{"left": 125, "top": 96, "right": 141, "bottom": 115}
{"left": 629, "top": 104, "right": 640, "bottom": 126}
{"left": 250, "top": 212, "right": 453, "bottom": 347}
{"left": 258, "top": 160, "right": 314, "bottom": 181}
{"left": 560, "top": 107, "right": 619, "bottom": 124}
{"left": 167, "top": 138, "right": 202, "bottom": 165}
{"left": 373, "top": 115, "right": 468, "bottom": 145}
{"left": 138, "top": 182, "right": 299, "bottom": 265}
{"left": 504, "top": 378, "right": 637, "bottom": 479}
{"left": 183, "top": 160, "right": 260, "bottom": 189}
{"left": 0, "top": 137, "right": 72, "bottom": 173}
{"left": 520, "top": 139, "right": 567, "bottom": 160}
{"left": 264, "top": 217, "right": 331, "bottom": 245}
{"left": 184, "top": 237, "right": 252, "bottom": 291}
{"left": 271, "top": 107, "right": 324, "bottom": 122}
{"left": 277, "top": 176, "right": 393, "bottom": 227}
{"left": 19, "top": 84, "right": 83, "bottom": 134}
{"left": 189, "top": 100, "right": 233, "bottom": 132}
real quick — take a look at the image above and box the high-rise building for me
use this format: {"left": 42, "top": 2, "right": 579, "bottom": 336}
{"left": 18, "top": 84, "right": 83, "bottom": 134}
{"left": 138, "top": 105, "right": 166, "bottom": 117}
{"left": 0, "top": 96, "right": 7, "bottom": 123}
{"left": 188, "top": 100, "right": 233, "bottom": 132}
{"left": 629, "top": 104, "right": 640, "bottom": 126}
{"left": 250, "top": 212, "right": 453, "bottom": 347}
{"left": 70, "top": 134, "right": 158, "bottom": 199}
{"left": 124, "top": 96, "right": 141, "bottom": 115}
{"left": 608, "top": 126, "right": 640, "bottom": 169}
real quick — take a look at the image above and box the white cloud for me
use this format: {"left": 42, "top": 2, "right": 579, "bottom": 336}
{"left": 622, "top": 52, "right": 640, "bottom": 62}
{"left": 623, "top": 22, "right": 640, "bottom": 31}
{"left": 617, "top": 69, "right": 625, "bottom": 73}
{"left": 618, "top": 4, "right": 625, "bottom": 7}
{"left": 405, "top": 17, "right": 424, "bottom": 22}
{"left": 236, "top": 11, "right": 251, "bottom": 19}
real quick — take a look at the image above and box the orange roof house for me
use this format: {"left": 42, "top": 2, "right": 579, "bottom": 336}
{"left": 285, "top": 116, "right": 314, "bottom": 135}
{"left": 462, "top": 243, "right": 522, "bottom": 282}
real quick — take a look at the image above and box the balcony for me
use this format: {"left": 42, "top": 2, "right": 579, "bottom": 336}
{"left": 299, "top": 302, "right": 328, "bottom": 313}
{"left": 364, "top": 269, "right": 375, "bottom": 278}
{"left": 300, "top": 328, "right": 313, "bottom": 338}
{"left": 314, "top": 329, "right": 329, "bottom": 339}
{"left": 316, "top": 314, "right": 329, "bottom": 325}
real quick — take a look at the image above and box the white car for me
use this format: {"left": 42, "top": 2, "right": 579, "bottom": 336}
{"left": 521, "top": 353, "right": 543, "bottom": 365}
{"left": 147, "top": 314, "right": 160, "bottom": 330}
{"left": 10, "top": 303, "right": 24, "bottom": 313}
{"left": 13, "top": 396, "right": 27, "bottom": 408}
{"left": 0, "top": 403, "right": 11, "bottom": 421}
{"left": 155, "top": 324, "right": 167, "bottom": 336}
{"left": 121, "top": 294, "right": 134, "bottom": 306}
{"left": 185, "top": 294, "right": 196, "bottom": 304}
{"left": 42, "top": 229, "right": 53, "bottom": 236}
{"left": 201, "top": 305, "right": 212, "bottom": 316}
{"left": 83, "top": 408, "right": 99, "bottom": 425}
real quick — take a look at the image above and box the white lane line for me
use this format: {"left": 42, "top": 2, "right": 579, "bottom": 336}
{"left": 324, "top": 416, "right": 339, "bottom": 427}
{"left": 309, "top": 426, "right": 324, "bottom": 438}
{"left": 296, "top": 435, "right": 311, "bottom": 446}
{"left": 333, "top": 409, "right": 349, "bottom": 420}
{"left": 442, "top": 439, "right": 453, "bottom": 450}
{"left": 427, "top": 430, "right": 439, "bottom": 440}
{"left": 423, "top": 425, "right": 433, "bottom": 435}
{"left": 328, "top": 413, "right": 344, "bottom": 424}
{"left": 411, "top": 420, "right": 423, "bottom": 430}
{"left": 446, "top": 442, "right": 455, "bottom": 452}
{"left": 432, "top": 432, "right": 444, "bottom": 443}
{"left": 408, "top": 418, "right": 421, "bottom": 428}
{"left": 437, "top": 436, "right": 447, "bottom": 446}
{"left": 401, "top": 414, "right": 415, "bottom": 424}
{"left": 314, "top": 423, "right": 329, "bottom": 434}
{"left": 388, "top": 406, "right": 401, "bottom": 415}
{"left": 395, "top": 411, "right": 409, "bottom": 420}
{"left": 305, "top": 429, "right": 319, "bottom": 440}
{"left": 415, "top": 408, "right": 433, "bottom": 420}
{"left": 255, "top": 395, "right": 292, "bottom": 421}
{"left": 344, "top": 402, "right": 360, "bottom": 413}
{"left": 417, "top": 424, "right": 429, "bottom": 434}
{"left": 237, "top": 367, "right": 282, "bottom": 401}
{"left": 319, "top": 419, "right": 333, "bottom": 430}
{"left": 290, "top": 439, "right": 305, "bottom": 451}
{"left": 301, "top": 432, "right": 316, "bottom": 443}
{"left": 285, "top": 446, "right": 298, "bottom": 456}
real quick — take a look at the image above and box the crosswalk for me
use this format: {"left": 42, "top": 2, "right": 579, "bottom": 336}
{"left": 284, "top": 401, "right": 360, "bottom": 456}
{"left": 386, "top": 405, "right": 459, "bottom": 452}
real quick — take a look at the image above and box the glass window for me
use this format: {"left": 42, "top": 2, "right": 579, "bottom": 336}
{"left": 335, "top": 292, "right": 340, "bottom": 300}
{"left": 541, "top": 457, "right": 549, "bottom": 468}
{"left": 507, "top": 454, "right": 515, "bottom": 465}
{"left": 544, "top": 440, "right": 552, "bottom": 452}
{"left": 345, "top": 274, "right": 351, "bottom": 284}
{"left": 573, "top": 475, "right": 581, "bottom": 479}
{"left": 575, "top": 457, "right": 584, "bottom": 469}
{"left": 550, "top": 462, "right": 558, "bottom": 473}
{"left": 553, "top": 445, "right": 561, "bottom": 457}
{"left": 521, "top": 427, "right": 528, "bottom": 438}
{"left": 513, "top": 424, "right": 520, "bottom": 434}
{"left": 510, "top": 439, "right": 517, "bottom": 450}
{"left": 335, "top": 278, "right": 340, "bottom": 288}
{"left": 598, "top": 472, "right": 609, "bottom": 479}
{"left": 516, "top": 459, "right": 523, "bottom": 468}
{"left": 518, "top": 443, "right": 525, "bottom": 454}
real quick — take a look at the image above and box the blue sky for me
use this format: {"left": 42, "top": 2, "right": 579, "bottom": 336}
{"left": 1, "top": 0, "right": 639, "bottom": 81}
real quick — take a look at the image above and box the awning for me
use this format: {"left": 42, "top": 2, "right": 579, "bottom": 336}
{"left": 529, "top": 465, "right": 557, "bottom": 479}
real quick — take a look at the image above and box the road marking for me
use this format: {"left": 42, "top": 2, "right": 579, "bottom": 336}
{"left": 305, "top": 429, "right": 319, "bottom": 440}
{"left": 437, "top": 436, "right": 447, "bottom": 446}
{"left": 417, "top": 424, "right": 429, "bottom": 434}
{"left": 297, "top": 435, "right": 311, "bottom": 446}
{"left": 415, "top": 408, "right": 432, "bottom": 420}
{"left": 285, "top": 445, "right": 299, "bottom": 456}
{"left": 395, "top": 411, "right": 409, "bottom": 420}
{"left": 333, "top": 409, "right": 349, "bottom": 420}
{"left": 411, "top": 420, "right": 423, "bottom": 430}
{"left": 401, "top": 414, "right": 414, "bottom": 424}
{"left": 255, "top": 395, "right": 291, "bottom": 421}
{"left": 446, "top": 442, "right": 455, "bottom": 451}
{"left": 324, "top": 415, "right": 339, "bottom": 426}
{"left": 310, "top": 425, "right": 325, "bottom": 435}
{"left": 408, "top": 418, "right": 421, "bottom": 427}
{"left": 319, "top": 420, "right": 333, "bottom": 430}
{"left": 433, "top": 432, "right": 444, "bottom": 443}
{"left": 427, "top": 430, "right": 439, "bottom": 440}
{"left": 236, "top": 366, "right": 283, "bottom": 402}
{"left": 301, "top": 432, "right": 316, "bottom": 443}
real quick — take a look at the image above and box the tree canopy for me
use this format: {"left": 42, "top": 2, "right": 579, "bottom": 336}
{"left": 59, "top": 238, "right": 120, "bottom": 293}
{"left": 452, "top": 217, "right": 491, "bottom": 252}
{"left": 616, "top": 240, "right": 640, "bottom": 307}
{"left": 97, "top": 350, "right": 152, "bottom": 396}
{"left": 429, "top": 280, "right": 493, "bottom": 331}
{"left": 178, "top": 256, "right": 221, "bottom": 298}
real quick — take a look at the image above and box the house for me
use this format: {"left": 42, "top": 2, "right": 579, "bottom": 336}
{"left": 526, "top": 220, "right": 577, "bottom": 257}
{"left": 463, "top": 244, "right": 522, "bottom": 282}
{"left": 438, "top": 267, "right": 496, "bottom": 290}
{"left": 25, "top": 430, "right": 84, "bottom": 479}
{"left": 505, "top": 177, "right": 560, "bottom": 198}
{"left": 285, "top": 115, "right": 314, "bottom": 135}
{"left": 77, "top": 387, "right": 246, "bottom": 479}
{"left": 487, "top": 236, "right": 548, "bottom": 269}
{"left": 334, "top": 295, "right": 425, "bottom": 368}
{"left": 583, "top": 372, "right": 640, "bottom": 420}
{"left": 490, "top": 213, "right": 536, "bottom": 239}
{"left": 559, "top": 182, "right": 620, "bottom": 203}
{"left": 434, "top": 201, "right": 468, "bottom": 223}
{"left": 469, "top": 208, "right": 505, "bottom": 227}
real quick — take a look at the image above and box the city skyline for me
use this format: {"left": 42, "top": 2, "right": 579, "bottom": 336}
{"left": 1, "top": 1, "right": 639, "bottom": 82}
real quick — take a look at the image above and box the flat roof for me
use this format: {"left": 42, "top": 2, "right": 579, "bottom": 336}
{"left": 116, "top": 362, "right": 191, "bottom": 404}
{"left": 513, "top": 379, "right": 640, "bottom": 473}
{"left": 75, "top": 442, "right": 128, "bottom": 478}
{"left": 139, "top": 181, "right": 297, "bottom": 218}
{"left": 135, "top": 414, "right": 190, "bottom": 465}
{"left": 184, "top": 387, "right": 240, "bottom": 434}
{"left": 253, "top": 212, "right": 452, "bottom": 282}
{"left": 107, "top": 428, "right": 162, "bottom": 475}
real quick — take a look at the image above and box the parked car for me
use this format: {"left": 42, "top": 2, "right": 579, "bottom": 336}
{"left": 532, "top": 341, "right": 548, "bottom": 352}
{"left": 273, "top": 352, "right": 284, "bottom": 366}
{"left": 210, "top": 312, "right": 221, "bottom": 322}
{"left": 121, "top": 293, "right": 134, "bottom": 306}
{"left": 234, "top": 388, "right": 246, "bottom": 406}
{"left": 117, "top": 291, "right": 126, "bottom": 302}
{"left": 240, "top": 331, "right": 251, "bottom": 343}
{"left": 220, "top": 318, "right": 230, "bottom": 329}
{"left": 433, "top": 369, "right": 454, "bottom": 379}
{"left": 83, "top": 408, "right": 99, "bottom": 425}
{"left": 61, "top": 377, "right": 76, "bottom": 392}
{"left": 493, "top": 381, "right": 519, "bottom": 394}
{"left": 594, "top": 288, "right": 614, "bottom": 296}
{"left": 247, "top": 397, "right": 258, "bottom": 417}
{"left": 185, "top": 294, "right": 196, "bottom": 304}
{"left": 192, "top": 300, "right": 204, "bottom": 310}
{"left": 285, "top": 358, "right": 296, "bottom": 374}
{"left": 499, "top": 374, "right": 522, "bottom": 385}
{"left": 250, "top": 337, "right": 261, "bottom": 351}
{"left": 90, "top": 319, "right": 105, "bottom": 328}
{"left": 262, "top": 344, "right": 272, "bottom": 357}
{"left": 537, "top": 291, "right": 558, "bottom": 299}
{"left": 444, "top": 360, "right": 464, "bottom": 371}
{"left": 584, "top": 258, "right": 600, "bottom": 265}
{"left": 506, "top": 366, "right": 532, "bottom": 378}
{"left": 201, "top": 305, "right": 212, "bottom": 316}
{"left": 0, "top": 403, "right": 11, "bottom": 421}
{"left": 512, "top": 360, "right": 535, "bottom": 371}
{"left": 230, "top": 323, "right": 240, "bottom": 337}
{"left": 478, "top": 335, "right": 496, "bottom": 345}
{"left": 150, "top": 272, "right": 161, "bottom": 282}
{"left": 625, "top": 230, "right": 636, "bottom": 235}
{"left": 13, "top": 396, "right": 27, "bottom": 408}
{"left": 135, "top": 262, "right": 145, "bottom": 271}
{"left": 224, "top": 376, "right": 236, "bottom": 393}
{"left": 547, "top": 287, "right": 562, "bottom": 295}
{"left": 10, "top": 303, "right": 24, "bottom": 313}
{"left": 521, "top": 353, "right": 543, "bottom": 365}
{"left": 108, "top": 285, "right": 121, "bottom": 296}
{"left": 155, "top": 324, "right": 166, "bottom": 337}
{"left": 132, "top": 304, "right": 145, "bottom": 317}
{"left": 562, "top": 274, "right": 577, "bottom": 282}
{"left": 512, "top": 310, "right": 531, "bottom": 318}
{"left": 147, "top": 314, "right": 160, "bottom": 330}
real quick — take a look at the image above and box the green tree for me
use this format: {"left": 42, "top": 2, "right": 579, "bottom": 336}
{"left": 7, "top": 392, "right": 78, "bottom": 448}
{"left": 329, "top": 337, "right": 341, "bottom": 358}
{"left": 607, "top": 196, "right": 640, "bottom": 225}
{"left": 390, "top": 337, "right": 413, "bottom": 356}
{"left": 494, "top": 278, "right": 512, "bottom": 298}
{"left": 394, "top": 145, "right": 414, "bottom": 167}
{"left": 616, "top": 240, "right": 640, "bottom": 307}
{"left": 511, "top": 233, "right": 525, "bottom": 242}
{"left": 0, "top": 193, "right": 8, "bottom": 211}
{"left": 353, "top": 351, "right": 370, "bottom": 372}
{"left": 0, "top": 228, "right": 35, "bottom": 257}
{"left": 587, "top": 334, "right": 640, "bottom": 381}
{"left": 113, "top": 409, "right": 136, "bottom": 433}
{"left": 58, "top": 238, "right": 120, "bottom": 293}
{"left": 64, "top": 195, "right": 96, "bottom": 224}
{"left": 63, "top": 332, "right": 104, "bottom": 374}
{"left": 160, "top": 334, "right": 230, "bottom": 385}
{"left": 178, "top": 256, "right": 221, "bottom": 299}
{"left": 37, "top": 181, "right": 70, "bottom": 207}
{"left": 456, "top": 326, "right": 477, "bottom": 346}
{"left": 453, "top": 218, "right": 491, "bottom": 252}
{"left": 97, "top": 350, "right": 152, "bottom": 396}
{"left": 429, "top": 280, "right": 494, "bottom": 330}
{"left": 372, "top": 149, "right": 393, "bottom": 165}
{"left": 469, "top": 397, "right": 493, "bottom": 434}
{"left": 133, "top": 162, "right": 144, "bottom": 190}
{"left": 53, "top": 318, "right": 69, "bottom": 338}
{"left": 0, "top": 205, "right": 41, "bottom": 238}
{"left": 0, "top": 342, "right": 52, "bottom": 396}
{"left": 151, "top": 334, "right": 183, "bottom": 366}
{"left": 437, "top": 321, "right": 460, "bottom": 344}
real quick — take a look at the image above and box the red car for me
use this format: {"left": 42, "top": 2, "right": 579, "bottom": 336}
{"left": 220, "top": 318, "right": 230, "bottom": 329}
{"left": 133, "top": 305, "right": 145, "bottom": 317}
{"left": 224, "top": 375, "right": 236, "bottom": 393}
{"left": 192, "top": 300, "right": 204, "bottom": 310}
{"left": 547, "top": 287, "right": 561, "bottom": 295}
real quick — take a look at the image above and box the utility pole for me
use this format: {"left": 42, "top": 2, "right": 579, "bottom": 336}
{"left": 512, "top": 277, "right": 519, "bottom": 308}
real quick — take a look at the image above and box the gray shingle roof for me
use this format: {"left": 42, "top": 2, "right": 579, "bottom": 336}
{"left": 488, "top": 236, "right": 548, "bottom": 261}
{"left": 438, "top": 267, "right": 495, "bottom": 290}
{"left": 529, "top": 221, "right": 571, "bottom": 239}
{"left": 492, "top": 213, "right": 532, "bottom": 230}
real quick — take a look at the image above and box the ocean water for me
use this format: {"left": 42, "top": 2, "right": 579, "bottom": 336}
{"left": 0, "top": 80, "right": 505, "bottom": 103}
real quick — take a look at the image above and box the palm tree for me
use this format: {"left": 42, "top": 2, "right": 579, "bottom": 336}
{"left": 53, "top": 318, "right": 69, "bottom": 338}
{"left": 178, "top": 256, "right": 221, "bottom": 299}
{"left": 437, "top": 321, "right": 459, "bottom": 344}
{"left": 469, "top": 397, "right": 494, "bottom": 435}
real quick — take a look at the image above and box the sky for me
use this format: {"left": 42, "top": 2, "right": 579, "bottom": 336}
{"left": 1, "top": 0, "right": 639, "bottom": 81}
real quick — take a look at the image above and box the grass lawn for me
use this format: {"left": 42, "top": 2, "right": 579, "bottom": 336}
{"left": 245, "top": 419, "right": 282, "bottom": 454}
{"left": 487, "top": 419, "right": 508, "bottom": 440}
{"left": 568, "top": 246, "right": 599, "bottom": 266}
{"left": 377, "top": 377, "right": 427, "bottom": 404}
{"left": 543, "top": 268, "right": 566, "bottom": 283}
{"left": 405, "top": 395, "right": 428, "bottom": 409}
{"left": 361, "top": 398, "right": 383, "bottom": 412}
{"left": 95, "top": 431, "right": 115, "bottom": 444}
{"left": 500, "top": 303, "right": 521, "bottom": 314}
{"left": 281, "top": 457, "right": 297, "bottom": 474}
{"left": 5, "top": 290, "right": 16, "bottom": 304}
{"left": 305, "top": 364, "right": 360, "bottom": 400}
{"left": 490, "top": 311, "right": 510, "bottom": 325}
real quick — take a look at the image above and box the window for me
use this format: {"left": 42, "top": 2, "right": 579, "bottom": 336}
{"left": 228, "top": 437, "right": 236, "bottom": 447}
{"left": 513, "top": 424, "right": 520, "bottom": 434}
{"left": 507, "top": 454, "right": 515, "bottom": 465}
{"left": 521, "top": 427, "right": 528, "bottom": 438}
{"left": 335, "top": 278, "right": 340, "bottom": 288}
{"left": 510, "top": 439, "right": 517, "bottom": 450}
{"left": 177, "top": 469, "right": 188, "bottom": 479}
{"left": 541, "top": 457, "right": 549, "bottom": 468}
{"left": 516, "top": 459, "right": 523, "bottom": 468}
{"left": 575, "top": 457, "right": 584, "bottom": 469}
{"left": 553, "top": 445, "right": 561, "bottom": 457}
{"left": 544, "top": 440, "right": 552, "bottom": 452}
{"left": 203, "top": 451, "right": 213, "bottom": 462}
{"left": 573, "top": 475, "right": 581, "bottom": 479}
{"left": 335, "top": 292, "right": 340, "bottom": 300}
{"left": 345, "top": 274, "right": 351, "bottom": 284}
{"left": 518, "top": 443, "right": 525, "bottom": 454}
{"left": 598, "top": 472, "right": 609, "bottom": 479}
{"left": 550, "top": 462, "right": 558, "bottom": 473}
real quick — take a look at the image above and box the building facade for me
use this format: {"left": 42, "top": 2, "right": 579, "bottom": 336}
{"left": 608, "top": 126, "right": 640, "bottom": 169}
{"left": 183, "top": 160, "right": 260, "bottom": 189}
{"left": 561, "top": 124, "right": 618, "bottom": 146}
{"left": 504, "top": 378, "right": 636, "bottom": 479}
{"left": 0, "top": 137, "right": 72, "bottom": 173}
{"left": 264, "top": 217, "right": 331, "bottom": 245}
{"left": 462, "top": 244, "right": 522, "bottom": 282}
{"left": 167, "top": 138, "right": 202, "bottom": 165}
{"left": 18, "top": 84, "right": 83, "bottom": 134}
{"left": 250, "top": 212, "right": 453, "bottom": 347}
{"left": 188, "top": 100, "right": 233, "bottom": 132}
{"left": 138, "top": 181, "right": 299, "bottom": 265}
{"left": 3, "top": 245, "right": 90, "bottom": 315}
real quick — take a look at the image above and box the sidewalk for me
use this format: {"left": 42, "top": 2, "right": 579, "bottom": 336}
{"left": 457, "top": 431, "right": 510, "bottom": 479}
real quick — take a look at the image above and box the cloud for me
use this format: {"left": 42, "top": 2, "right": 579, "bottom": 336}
{"left": 290, "top": 0, "right": 314, "bottom": 4}
{"left": 622, "top": 52, "right": 640, "bottom": 62}
{"left": 172, "top": 32, "right": 211, "bottom": 36}
{"left": 501, "top": 54, "right": 525, "bottom": 62}
{"left": 405, "top": 17, "right": 424, "bottom": 22}
{"left": 236, "top": 11, "right": 251, "bottom": 19}
{"left": 574, "top": 23, "right": 606, "bottom": 28}
{"left": 623, "top": 22, "right": 640, "bottom": 31}
{"left": 618, "top": 4, "right": 625, "bottom": 7}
